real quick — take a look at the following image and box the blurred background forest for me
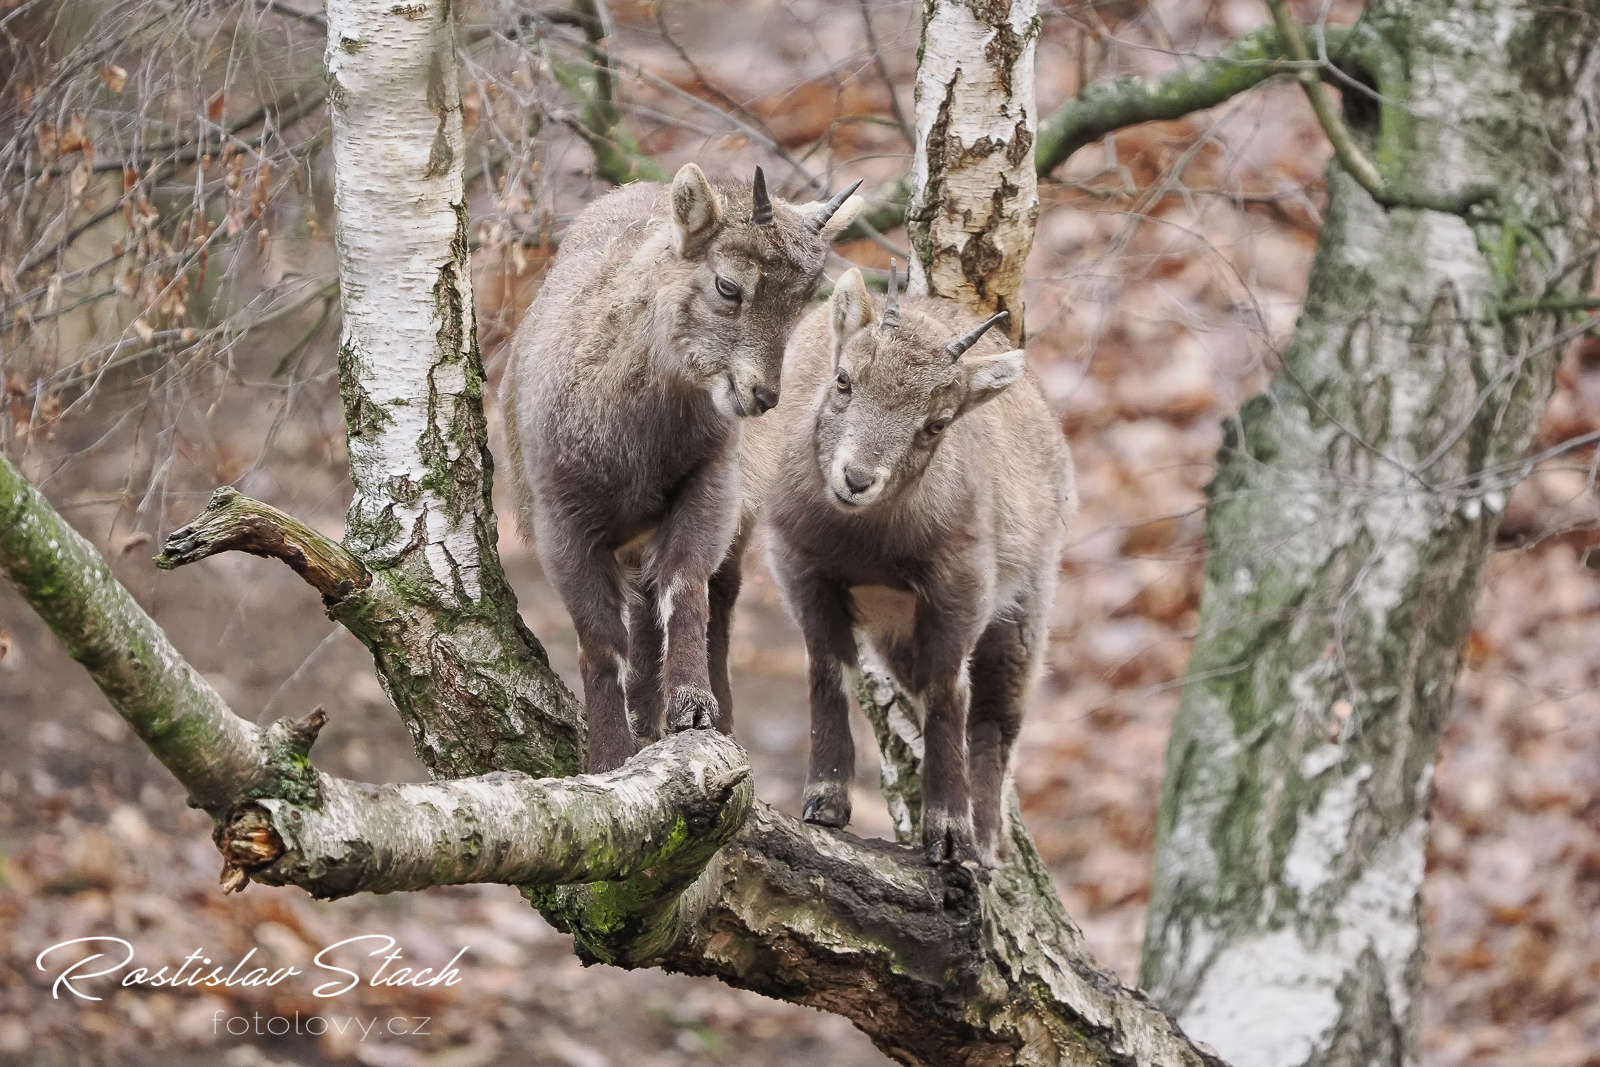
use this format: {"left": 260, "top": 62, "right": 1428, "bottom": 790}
{"left": 1, "top": 0, "right": 1598, "bottom": 1064}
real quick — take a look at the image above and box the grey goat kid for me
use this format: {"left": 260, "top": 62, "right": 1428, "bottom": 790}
{"left": 503, "top": 163, "right": 863, "bottom": 772}
{"left": 752, "top": 265, "right": 1074, "bottom": 865}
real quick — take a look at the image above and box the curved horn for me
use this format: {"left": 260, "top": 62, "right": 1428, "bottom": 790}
{"left": 945, "top": 310, "right": 1010, "bottom": 360}
{"left": 751, "top": 166, "right": 773, "bottom": 226}
{"left": 881, "top": 259, "right": 901, "bottom": 331}
{"left": 805, "top": 178, "right": 863, "bottom": 234}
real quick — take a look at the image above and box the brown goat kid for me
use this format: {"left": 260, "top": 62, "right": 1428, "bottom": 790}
{"left": 750, "top": 266, "right": 1074, "bottom": 865}
{"left": 503, "top": 164, "right": 862, "bottom": 772}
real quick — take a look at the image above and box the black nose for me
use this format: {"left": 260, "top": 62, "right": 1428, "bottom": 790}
{"left": 843, "top": 465, "right": 874, "bottom": 494}
{"left": 752, "top": 385, "right": 778, "bottom": 414}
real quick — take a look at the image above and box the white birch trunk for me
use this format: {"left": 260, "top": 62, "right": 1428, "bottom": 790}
{"left": 321, "top": 0, "right": 586, "bottom": 779}
{"left": 907, "top": 0, "right": 1038, "bottom": 340}
{"left": 326, "top": 0, "right": 473, "bottom": 576}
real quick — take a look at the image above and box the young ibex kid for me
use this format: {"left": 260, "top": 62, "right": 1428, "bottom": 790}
{"left": 503, "top": 164, "right": 862, "bottom": 772}
{"left": 752, "top": 265, "right": 1074, "bottom": 865}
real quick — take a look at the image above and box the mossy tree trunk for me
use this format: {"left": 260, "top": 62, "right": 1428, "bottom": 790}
{"left": 1139, "top": 5, "right": 1600, "bottom": 1066}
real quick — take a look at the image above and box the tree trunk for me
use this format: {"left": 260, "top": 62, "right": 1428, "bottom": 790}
{"left": 1139, "top": 5, "right": 1600, "bottom": 1066}
{"left": 906, "top": 0, "right": 1038, "bottom": 340}
{"left": 322, "top": 0, "right": 586, "bottom": 780}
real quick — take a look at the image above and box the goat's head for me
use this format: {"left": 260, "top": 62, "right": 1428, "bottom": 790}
{"left": 661, "top": 163, "right": 863, "bottom": 419}
{"left": 812, "top": 265, "right": 1024, "bottom": 509}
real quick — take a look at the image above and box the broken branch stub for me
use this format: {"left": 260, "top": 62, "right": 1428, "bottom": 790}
{"left": 156, "top": 486, "right": 371, "bottom": 602}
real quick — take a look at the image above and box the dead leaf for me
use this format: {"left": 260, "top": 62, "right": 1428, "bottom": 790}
{"left": 206, "top": 90, "right": 225, "bottom": 121}
{"left": 132, "top": 318, "right": 154, "bottom": 343}
{"left": 98, "top": 65, "right": 127, "bottom": 94}
{"left": 56, "top": 113, "right": 88, "bottom": 157}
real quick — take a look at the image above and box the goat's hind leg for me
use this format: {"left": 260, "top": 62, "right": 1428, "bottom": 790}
{"left": 543, "top": 539, "right": 635, "bottom": 773}
{"left": 967, "top": 612, "right": 1043, "bottom": 866}
{"left": 625, "top": 578, "right": 667, "bottom": 745}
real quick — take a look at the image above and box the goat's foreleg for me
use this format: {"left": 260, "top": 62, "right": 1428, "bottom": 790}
{"left": 773, "top": 559, "right": 859, "bottom": 828}
{"left": 646, "top": 449, "right": 740, "bottom": 734}
{"left": 912, "top": 603, "right": 984, "bottom": 866}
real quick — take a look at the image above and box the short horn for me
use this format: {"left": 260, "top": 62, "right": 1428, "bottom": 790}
{"left": 945, "top": 310, "right": 1010, "bottom": 360}
{"left": 751, "top": 166, "right": 773, "bottom": 226}
{"left": 806, "top": 178, "right": 863, "bottom": 234}
{"left": 881, "top": 259, "right": 901, "bottom": 331}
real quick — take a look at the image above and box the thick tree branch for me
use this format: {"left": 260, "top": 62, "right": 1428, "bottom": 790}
{"left": 155, "top": 486, "right": 371, "bottom": 602}
{"left": 0, "top": 453, "right": 272, "bottom": 813}
{"left": 0, "top": 454, "right": 750, "bottom": 908}
{"left": 661, "top": 806, "right": 1226, "bottom": 1067}
{"left": 1035, "top": 25, "right": 1351, "bottom": 175}
{"left": 229, "top": 729, "right": 753, "bottom": 899}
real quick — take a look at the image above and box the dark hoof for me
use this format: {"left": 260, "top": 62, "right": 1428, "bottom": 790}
{"left": 802, "top": 784, "right": 852, "bottom": 828}
{"left": 922, "top": 811, "right": 978, "bottom": 866}
{"left": 667, "top": 685, "right": 719, "bottom": 732}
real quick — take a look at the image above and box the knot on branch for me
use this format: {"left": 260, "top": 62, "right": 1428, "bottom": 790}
{"left": 705, "top": 764, "right": 751, "bottom": 801}
{"left": 156, "top": 486, "right": 371, "bottom": 604}
{"left": 217, "top": 805, "right": 283, "bottom": 894}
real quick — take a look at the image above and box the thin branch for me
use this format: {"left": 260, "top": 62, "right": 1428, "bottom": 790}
{"left": 857, "top": 0, "right": 912, "bottom": 142}
{"left": 517, "top": 13, "right": 824, "bottom": 195}
{"left": 654, "top": 0, "right": 784, "bottom": 146}
{"left": 1260, "top": 0, "right": 1385, "bottom": 198}
{"left": 252, "top": 0, "right": 326, "bottom": 29}
{"left": 1035, "top": 24, "right": 1350, "bottom": 175}
{"left": 541, "top": 2, "right": 667, "bottom": 185}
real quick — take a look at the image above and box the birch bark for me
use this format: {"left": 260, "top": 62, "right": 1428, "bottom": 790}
{"left": 907, "top": 0, "right": 1038, "bottom": 340}
{"left": 322, "top": 0, "right": 585, "bottom": 780}
{"left": 1140, "top": 5, "right": 1600, "bottom": 1066}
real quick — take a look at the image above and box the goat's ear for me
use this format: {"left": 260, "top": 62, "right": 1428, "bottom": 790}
{"left": 829, "top": 268, "right": 874, "bottom": 361}
{"left": 791, "top": 194, "right": 866, "bottom": 241}
{"left": 958, "top": 348, "right": 1026, "bottom": 414}
{"left": 671, "top": 163, "right": 723, "bottom": 257}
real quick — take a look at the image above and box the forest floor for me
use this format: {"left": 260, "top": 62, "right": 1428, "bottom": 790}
{"left": 4, "top": 0, "right": 1599, "bottom": 1064}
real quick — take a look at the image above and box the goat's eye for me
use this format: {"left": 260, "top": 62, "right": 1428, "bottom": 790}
{"left": 715, "top": 276, "right": 742, "bottom": 302}
{"left": 835, "top": 369, "right": 852, "bottom": 393}
{"left": 925, "top": 416, "right": 951, "bottom": 435}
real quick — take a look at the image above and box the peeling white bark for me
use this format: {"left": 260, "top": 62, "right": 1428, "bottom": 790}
{"left": 908, "top": 0, "right": 1038, "bottom": 335}
{"left": 326, "top": 0, "right": 477, "bottom": 592}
